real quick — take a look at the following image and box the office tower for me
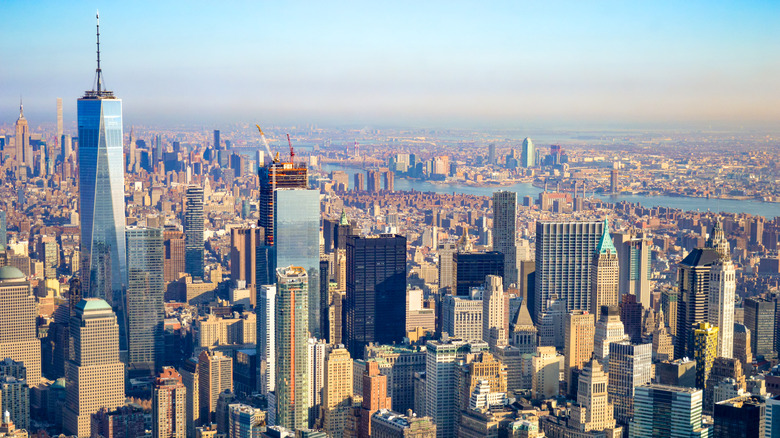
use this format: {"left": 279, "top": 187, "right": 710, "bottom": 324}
{"left": 454, "top": 352, "right": 507, "bottom": 416}
{"left": 712, "top": 395, "right": 764, "bottom": 438}
{"left": 564, "top": 310, "right": 595, "bottom": 388}
{"left": 61, "top": 134, "right": 73, "bottom": 164}
{"left": 675, "top": 246, "right": 719, "bottom": 359}
{"left": 56, "top": 97, "right": 63, "bottom": 138}
{"left": 258, "top": 162, "right": 308, "bottom": 248}
{"left": 307, "top": 338, "right": 327, "bottom": 427}
{"left": 213, "top": 130, "right": 220, "bottom": 150}
{"left": 437, "top": 242, "right": 457, "bottom": 294}
{"left": 227, "top": 404, "right": 265, "bottom": 438}
{"left": 609, "top": 169, "right": 619, "bottom": 194}
{"left": 198, "top": 350, "right": 233, "bottom": 425}
{"left": 533, "top": 220, "right": 604, "bottom": 323}
{"left": 353, "top": 173, "right": 364, "bottom": 192}
{"left": 613, "top": 231, "right": 652, "bottom": 308}
{"left": 275, "top": 266, "right": 309, "bottom": 430}
{"left": 492, "top": 191, "right": 518, "bottom": 285}
{"left": 733, "top": 323, "right": 752, "bottom": 371}
{"left": 520, "top": 138, "right": 534, "bottom": 168}
{"left": 345, "top": 234, "right": 406, "bottom": 359}
{"left": 706, "top": 221, "right": 736, "bottom": 358}
{"left": 744, "top": 297, "right": 775, "bottom": 359}
{"left": 126, "top": 127, "right": 136, "bottom": 172}
{"left": 37, "top": 235, "right": 59, "bottom": 279}
{"left": 570, "top": 357, "right": 617, "bottom": 433}
{"left": 383, "top": 171, "right": 394, "bottom": 192}
{"left": 0, "top": 376, "right": 28, "bottom": 431}
{"left": 274, "top": 189, "right": 321, "bottom": 337}
{"left": 163, "top": 229, "right": 186, "bottom": 283}
{"left": 64, "top": 299, "right": 125, "bottom": 437}
{"left": 766, "top": 395, "right": 780, "bottom": 438}
{"left": 0, "top": 211, "right": 6, "bottom": 250}
{"left": 651, "top": 310, "right": 675, "bottom": 362}
{"left": 509, "top": 300, "right": 537, "bottom": 354}
{"left": 482, "top": 275, "right": 508, "bottom": 348}
{"left": 590, "top": 220, "right": 620, "bottom": 316}
{"left": 608, "top": 342, "right": 652, "bottom": 425}
{"left": 371, "top": 409, "right": 436, "bottom": 437}
{"left": 705, "top": 357, "right": 746, "bottom": 414}
{"left": 538, "top": 294, "right": 567, "bottom": 348}
{"left": 230, "top": 226, "right": 262, "bottom": 307}
{"left": 125, "top": 226, "right": 164, "bottom": 375}
{"left": 630, "top": 385, "right": 710, "bottom": 438}
{"left": 180, "top": 358, "right": 200, "bottom": 438}
{"left": 425, "top": 339, "right": 488, "bottom": 438}
{"left": 322, "top": 347, "right": 353, "bottom": 438}
{"left": 364, "top": 345, "right": 427, "bottom": 414}
{"left": 454, "top": 251, "right": 504, "bottom": 296}
{"left": 594, "top": 306, "right": 627, "bottom": 365}
{"left": 531, "top": 346, "right": 560, "bottom": 400}
{"left": 14, "top": 100, "right": 30, "bottom": 168}
{"left": 442, "top": 294, "right": 483, "bottom": 340}
{"left": 620, "top": 294, "right": 643, "bottom": 344}
{"left": 693, "top": 322, "right": 719, "bottom": 389}
{"left": 0, "top": 266, "right": 42, "bottom": 385}
{"left": 359, "top": 361, "right": 392, "bottom": 437}
{"left": 78, "top": 17, "right": 128, "bottom": 351}
{"left": 185, "top": 186, "right": 205, "bottom": 279}
{"left": 257, "top": 285, "right": 276, "bottom": 395}
{"left": 153, "top": 367, "right": 187, "bottom": 438}
{"left": 488, "top": 143, "right": 496, "bottom": 164}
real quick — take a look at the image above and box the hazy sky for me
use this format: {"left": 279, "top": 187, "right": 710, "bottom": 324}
{"left": 2, "top": 1, "right": 779, "bottom": 129}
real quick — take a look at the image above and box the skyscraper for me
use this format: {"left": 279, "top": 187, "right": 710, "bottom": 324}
{"left": 230, "top": 226, "right": 263, "bottom": 307}
{"left": 630, "top": 385, "right": 710, "bottom": 438}
{"left": 492, "top": 191, "right": 518, "bottom": 285}
{"left": 675, "top": 246, "right": 719, "bottom": 359}
{"left": 564, "top": 310, "right": 595, "bottom": 388}
{"left": 275, "top": 266, "right": 309, "bottom": 430}
{"left": 198, "top": 350, "right": 233, "bottom": 425}
{"left": 520, "top": 138, "right": 534, "bottom": 168}
{"left": 570, "top": 357, "right": 617, "bottom": 433}
{"left": 613, "top": 231, "right": 652, "bottom": 308}
{"left": 345, "top": 234, "right": 406, "bottom": 359}
{"left": 0, "top": 211, "right": 6, "bottom": 250}
{"left": 482, "top": 275, "right": 508, "bottom": 349}
{"left": 14, "top": 99, "right": 30, "bottom": 170}
{"left": 125, "top": 226, "right": 164, "bottom": 375}
{"left": 453, "top": 251, "right": 504, "bottom": 297}
{"left": 533, "top": 220, "right": 604, "bottom": 323}
{"left": 184, "top": 186, "right": 205, "bottom": 279}
{"left": 213, "top": 130, "right": 220, "bottom": 150}
{"left": 707, "top": 221, "right": 736, "bottom": 358}
{"left": 437, "top": 242, "right": 457, "bottom": 295}
{"left": 593, "top": 306, "right": 626, "bottom": 365}
{"left": 77, "top": 14, "right": 128, "bottom": 352}
{"left": 163, "top": 229, "right": 186, "bottom": 283}
{"left": 153, "top": 367, "right": 187, "bottom": 438}
{"left": 322, "top": 347, "right": 353, "bottom": 438}
{"left": 693, "top": 322, "right": 719, "bottom": 389}
{"left": 744, "top": 297, "right": 775, "bottom": 359}
{"left": 63, "top": 299, "right": 125, "bottom": 437}
{"left": 257, "top": 284, "right": 276, "bottom": 395}
{"left": 258, "top": 162, "right": 308, "bottom": 248}
{"left": 608, "top": 341, "right": 652, "bottom": 425}
{"left": 0, "top": 266, "right": 42, "bottom": 385}
{"left": 590, "top": 219, "right": 620, "bottom": 315}
{"left": 359, "top": 361, "right": 392, "bottom": 437}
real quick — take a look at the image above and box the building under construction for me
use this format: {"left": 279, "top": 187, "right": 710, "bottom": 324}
{"left": 258, "top": 161, "right": 308, "bottom": 246}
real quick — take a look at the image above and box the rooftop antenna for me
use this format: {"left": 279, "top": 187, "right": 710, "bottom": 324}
{"left": 95, "top": 10, "right": 104, "bottom": 93}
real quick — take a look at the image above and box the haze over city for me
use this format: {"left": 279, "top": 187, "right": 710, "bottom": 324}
{"left": 2, "top": 1, "right": 779, "bottom": 129}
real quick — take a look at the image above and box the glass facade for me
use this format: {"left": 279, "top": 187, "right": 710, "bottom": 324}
{"left": 184, "top": 186, "right": 205, "bottom": 279}
{"left": 274, "top": 189, "right": 321, "bottom": 338}
{"left": 78, "top": 96, "right": 128, "bottom": 348}
{"left": 126, "top": 227, "right": 164, "bottom": 373}
{"left": 275, "top": 267, "right": 309, "bottom": 430}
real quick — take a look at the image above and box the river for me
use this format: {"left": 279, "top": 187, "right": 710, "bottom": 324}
{"left": 320, "top": 163, "right": 780, "bottom": 218}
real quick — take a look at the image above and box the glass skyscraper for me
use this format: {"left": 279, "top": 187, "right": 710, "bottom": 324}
{"left": 184, "top": 185, "right": 205, "bottom": 279}
{"left": 78, "top": 25, "right": 128, "bottom": 349}
{"left": 274, "top": 189, "right": 321, "bottom": 338}
{"left": 126, "top": 226, "right": 164, "bottom": 375}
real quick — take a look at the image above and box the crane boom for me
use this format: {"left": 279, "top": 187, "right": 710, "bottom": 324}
{"left": 255, "top": 124, "right": 278, "bottom": 163}
{"left": 287, "top": 133, "right": 295, "bottom": 161}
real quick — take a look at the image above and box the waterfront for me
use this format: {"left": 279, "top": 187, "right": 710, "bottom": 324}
{"left": 320, "top": 163, "right": 780, "bottom": 218}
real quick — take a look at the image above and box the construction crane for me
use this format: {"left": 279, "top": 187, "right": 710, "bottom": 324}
{"left": 255, "top": 124, "right": 279, "bottom": 163}
{"left": 286, "top": 133, "right": 295, "bottom": 162}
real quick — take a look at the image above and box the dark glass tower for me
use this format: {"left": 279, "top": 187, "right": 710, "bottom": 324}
{"left": 454, "top": 251, "right": 504, "bottom": 296}
{"left": 345, "top": 234, "right": 406, "bottom": 359}
{"left": 184, "top": 185, "right": 205, "bottom": 279}
{"left": 78, "top": 12, "right": 128, "bottom": 349}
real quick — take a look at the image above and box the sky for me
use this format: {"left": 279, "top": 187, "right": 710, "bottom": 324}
{"left": 1, "top": 1, "right": 779, "bottom": 130}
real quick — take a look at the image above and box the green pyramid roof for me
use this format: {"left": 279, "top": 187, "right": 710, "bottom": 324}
{"left": 596, "top": 218, "right": 616, "bottom": 255}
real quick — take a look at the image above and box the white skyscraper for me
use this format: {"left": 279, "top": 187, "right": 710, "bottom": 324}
{"left": 593, "top": 306, "right": 627, "bottom": 366}
{"left": 257, "top": 285, "right": 276, "bottom": 394}
{"left": 482, "top": 275, "right": 508, "bottom": 348}
{"left": 707, "top": 221, "right": 735, "bottom": 358}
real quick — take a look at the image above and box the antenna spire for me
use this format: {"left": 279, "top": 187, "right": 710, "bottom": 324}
{"left": 95, "top": 10, "right": 102, "bottom": 92}
{"left": 19, "top": 96, "right": 23, "bottom": 118}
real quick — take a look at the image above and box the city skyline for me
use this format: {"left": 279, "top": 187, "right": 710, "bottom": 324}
{"left": 1, "top": 1, "right": 779, "bottom": 130}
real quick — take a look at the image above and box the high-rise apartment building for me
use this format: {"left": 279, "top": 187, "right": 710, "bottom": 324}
{"left": 230, "top": 226, "right": 263, "bottom": 307}
{"left": 520, "top": 138, "right": 534, "bottom": 168}
{"left": 533, "top": 220, "right": 604, "bottom": 323}
{"left": 345, "top": 234, "right": 406, "bottom": 359}
{"left": 322, "top": 347, "right": 353, "bottom": 438}
{"left": 564, "top": 310, "right": 595, "bottom": 388}
{"left": 482, "top": 275, "right": 508, "bottom": 348}
{"left": 590, "top": 220, "right": 620, "bottom": 315}
{"left": 153, "top": 367, "right": 187, "bottom": 438}
{"left": 77, "top": 20, "right": 128, "bottom": 354}
{"left": 613, "top": 231, "right": 652, "bottom": 308}
{"left": 0, "top": 266, "right": 41, "bottom": 385}
{"left": 184, "top": 186, "right": 205, "bottom": 279}
{"left": 64, "top": 299, "right": 125, "bottom": 437}
{"left": 363, "top": 344, "right": 427, "bottom": 414}
{"left": 629, "top": 385, "right": 710, "bottom": 438}
{"left": 359, "top": 361, "right": 392, "bottom": 437}
{"left": 707, "top": 221, "right": 736, "bottom": 359}
{"left": 0, "top": 375, "right": 28, "bottom": 432}
{"left": 198, "top": 350, "right": 233, "bottom": 425}
{"left": 437, "top": 242, "right": 457, "bottom": 294}
{"left": 675, "top": 246, "right": 719, "bottom": 359}
{"left": 126, "top": 226, "right": 164, "bottom": 375}
{"left": 608, "top": 342, "right": 652, "bottom": 426}
{"left": 275, "top": 266, "right": 309, "bottom": 430}
{"left": 257, "top": 284, "right": 276, "bottom": 395}
{"left": 593, "top": 306, "right": 627, "bottom": 365}
{"left": 163, "top": 229, "right": 186, "bottom": 283}
{"left": 492, "top": 191, "right": 518, "bottom": 285}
